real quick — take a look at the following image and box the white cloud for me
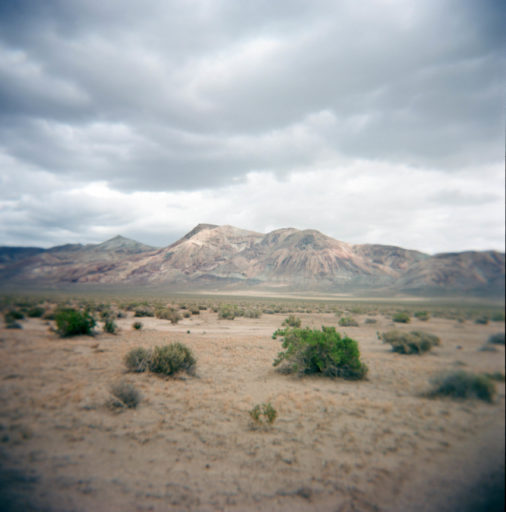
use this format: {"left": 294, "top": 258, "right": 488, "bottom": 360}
{"left": 2, "top": 157, "right": 502, "bottom": 253}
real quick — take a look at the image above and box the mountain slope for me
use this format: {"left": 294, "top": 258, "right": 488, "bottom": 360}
{"left": 0, "top": 225, "right": 503, "bottom": 297}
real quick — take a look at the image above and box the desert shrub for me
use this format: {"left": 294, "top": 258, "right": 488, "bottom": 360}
{"left": 6, "top": 321, "right": 22, "bottom": 329}
{"left": 183, "top": 311, "right": 191, "bottom": 318}
{"left": 218, "top": 304, "right": 237, "bottom": 320}
{"left": 55, "top": 308, "right": 95, "bottom": 337}
{"left": 243, "top": 309, "right": 261, "bottom": 319}
{"left": 103, "top": 318, "right": 118, "bottom": 334}
{"left": 156, "top": 307, "right": 181, "bottom": 324}
{"left": 283, "top": 315, "right": 301, "bottom": 328}
{"left": 4, "top": 310, "right": 24, "bottom": 323}
{"left": 109, "top": 380, "right": 141, "bottom": 409}
{"left": 484, "top": 372, "right": 505, "bottom": 382}
{"left": 149, "top": 343, "right": 196, "bottom": 376}
{"left": 414, "top": 311, "right": 430, "bottom": 321}
{"left": 132, "top": 321, "right": 143, "bottom": 330}
{"left": 124, "top": 347, "right": 151, "bottom": 372}
{"left": 99, "top": 309, "right": 114, "bottom": 321}
{"left": 134, "top": 308, "right": 154, "bottom": 318}
{"left": 427, "top": 371, "right": 496, "bottom": 402}
{"left": 338, "top": 316, "right": 359, "bottom": 327}
{"left": 198, "top": 305, "right": 207, "bottom": 311}
{"left": 273, "top": 326, "right": 368, "bottom": 380}
{"left": 488, "top": 333, "right": 505, "bottom": 345}
{"left": 478, "top": 344, "right": 498, "bottom": 352}
{"left": 190, "top": 307, "right": 200, "bottom": 315}
{"left": 249, "top": 402, "right": 277, "bottom": 426}
{"left": 491, "top": 311, "right": 505, "bottom": 322}
{"left": 474, "top": 315, "right": 489, "bottom": 325}
{"left": 27, "top": 306, "right": 45, "bottom": 318}
{"left": 364, "top": 318, "right": 377, "bottom": 324}
{"left": 392, "top": 312, "right": 411, "bottom": 323}
{"left": 382, "top": 330, "right": 440, "bottom": 354}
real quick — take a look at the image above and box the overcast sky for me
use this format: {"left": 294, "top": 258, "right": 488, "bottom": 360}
{"left": 0, "top": 0, "right": 504, "bottom": 254}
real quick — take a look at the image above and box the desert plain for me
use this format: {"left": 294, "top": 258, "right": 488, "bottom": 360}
{"left": 0, "top": 296, "right": 504, "bottom": 512}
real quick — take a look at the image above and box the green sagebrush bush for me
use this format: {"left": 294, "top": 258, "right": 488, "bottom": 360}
{"left": 381, "top": 330, "right": 440, "bottom": 354}
{"left": 272, "top": 326, "right": 368, "bottom": 380}
{"left": 149, "top": 343, "right": 196, "bottom": 376}
{"left": 132, "top": 321, "right": 143, "bottom": 330}
{"left": 427, "top": 371, "right": 496, "bottom": 403}
{"left": 55, "top": 308, "right": 95, "bottom": 337}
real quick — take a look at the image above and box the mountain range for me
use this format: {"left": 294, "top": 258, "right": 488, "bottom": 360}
{"left": 0, "top": 224, "right": 504, "bottom": 297}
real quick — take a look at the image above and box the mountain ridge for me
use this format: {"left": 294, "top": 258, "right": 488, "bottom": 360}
{"left": 0, "top": 225, "right": 504, "bottom": 297}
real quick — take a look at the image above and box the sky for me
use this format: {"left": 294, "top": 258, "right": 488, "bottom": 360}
{"left": 0, "top": 0, "right": 504, "bottom": 254}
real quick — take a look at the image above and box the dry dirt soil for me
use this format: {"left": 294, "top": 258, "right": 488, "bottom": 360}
{"left": 0, "top": 308, "right": 504, "bottom": 511}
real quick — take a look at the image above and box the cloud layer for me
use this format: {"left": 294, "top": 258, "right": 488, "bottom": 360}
{"left": 0, "top": 0, "right": 504, "bottom": 252}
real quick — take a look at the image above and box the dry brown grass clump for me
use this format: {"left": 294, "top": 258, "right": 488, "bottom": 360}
{"left": 125, "top": 343, "right": 196, "bottom": 376}
{"left": 382, "top": 330, "right": 440, "bottom": 354}
{"left": 427, "top": 371, "right": 496, "bottom": 403}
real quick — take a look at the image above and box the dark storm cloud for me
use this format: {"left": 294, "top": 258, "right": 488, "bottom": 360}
{"left": 0, "top": 0, "right": 504, "bottom": 191}
{"left": 0, "top": 0, "right": 504, "bottom": 251}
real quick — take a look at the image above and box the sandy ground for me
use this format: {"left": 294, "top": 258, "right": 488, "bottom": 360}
{"left": 0, "top": 308, "right": 504, "bottom": 511}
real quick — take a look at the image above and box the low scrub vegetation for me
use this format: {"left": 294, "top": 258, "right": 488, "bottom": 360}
{"left": 4, "top": 310, "right": 24, "bottom": 323}
{"left": 392, "top": 312, "right": 411, "bottom": 323}
{"left": 125, "top": 343, "right": 196, "bottom": 376}
{"left": 156, "top": 307, "right": 181, "bottom": 324}
{"left": 27, "top": 306, "right": 45, "bottom": 318}
{"left": 103, "top": 318, "right": 118, "bottom": 334}
{"left": 124, "top": 347, "right": 151, "bottom": 372}
{"left": 149, "top": 343, "right": 196, "bottom": 376}
{"left": 427, "top": 371, "right": 496, "bottom": 402}
{"left": 283, "top": 315, "right": 301, "bottom": 328}
{"left": 487, "top": 332, "right": 505, "bottom": 345}
{"left": 381, "top": 330, "right": 440, "bottom": 354}
{"left": 338, "top": 316, "right": 359, "bottom": 327}
{"left": 109, "top": 380, "right": 141, "bottom": 409}
{"left": 55, "top": 308, "right": 96, "bottom": 337}
{"left": 249, "top": 402, "right": 277, "bottom": 426}
{"left": 273, "top": 326, "right": 368, "bottom": 380}
{"left": 132, "top": 321, "right": 143, "bottom": 330}
{"left": 216, "top": 304, "right": 260, "bottom": 320}
{"left": 414, "top": 311, "right": 430, "bottom": 321}
{"left": 218, "top": 304, "right": 237, "bottom": 319}
{"left": 491, "top": 311, "right": 505, "bottom": 322}
{"left": 134, "top": 308, "right": 154, "bottom": 318}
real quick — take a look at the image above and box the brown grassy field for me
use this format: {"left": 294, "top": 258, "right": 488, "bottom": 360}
{"left": 0, "top": 296, "right": 504, "bottom": 511}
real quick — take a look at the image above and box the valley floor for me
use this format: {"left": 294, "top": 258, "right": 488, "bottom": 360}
{"left": 0, "top": 308, "right": 504, "bottom": 511}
